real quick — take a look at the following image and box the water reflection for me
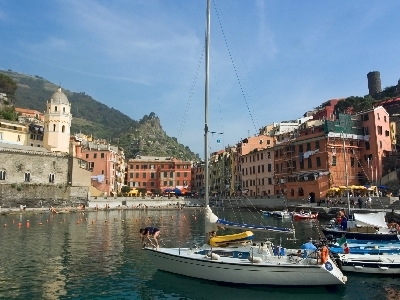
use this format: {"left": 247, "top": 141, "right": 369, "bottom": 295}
{"left": 0, "top": 208, "right": 399, "bottom": 299}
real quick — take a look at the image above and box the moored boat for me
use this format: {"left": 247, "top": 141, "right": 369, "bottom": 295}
{"left": 334, "top": 253, "right": 400, "bottom": 274}
{"left": 322, "top": 212, "right": 399, "bottom": 241}
{"left": 147, "top": 240, "right": 347, "bottom": 286}
{"left": 293, "top": 211, "right": 318, "bottom": 220}
{"left": 143, "top": 0, "right": 346, "bottom": 287}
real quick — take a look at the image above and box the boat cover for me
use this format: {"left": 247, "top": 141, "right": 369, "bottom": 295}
{"left": 216, "top": 218, "right": 293, "bottom": 233}
{"left": 353, "top": 212, "right": 387, "bottom": 228}
{"left": 205, "top": 205, "right": 293, "bottom": 233}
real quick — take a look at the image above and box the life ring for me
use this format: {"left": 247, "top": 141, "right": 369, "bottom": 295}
{"left": 320, "top": 246, "right": 329, "bottom": 264}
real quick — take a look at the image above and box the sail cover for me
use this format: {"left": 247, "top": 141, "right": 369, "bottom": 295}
{"left": 204, "top": 206, "right": 293, "bottom": 234}
{"left": 353, "top": 212, "right": 387, "bottom": 228}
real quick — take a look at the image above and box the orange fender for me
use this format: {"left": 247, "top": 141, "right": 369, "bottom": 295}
{"left": 320, "top": 246, "right": 329, "bottom": 264}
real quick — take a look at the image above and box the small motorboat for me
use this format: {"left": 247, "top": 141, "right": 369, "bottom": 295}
{"left": 293, "top": 211, "right": 318, "bottom": 220}
{"left": 274, "top": 210, "right": 291, "bottom": 219}
{"left": 334, "top": 253, "right": 400, "bottom": 274}
{"left": 322, "top": 212, "right": 399, "bottom": 241}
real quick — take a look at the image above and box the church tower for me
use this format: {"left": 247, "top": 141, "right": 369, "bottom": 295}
{"left": 43, "top": 87, "right": 72, "bottom": 153}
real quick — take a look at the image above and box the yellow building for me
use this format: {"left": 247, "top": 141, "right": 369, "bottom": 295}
{"left": 0, "top": 119, "right": 28, "bottom": 146}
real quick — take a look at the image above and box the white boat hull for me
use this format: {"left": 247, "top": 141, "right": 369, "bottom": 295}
{"left": 145, "top": 246, "right": 346, "bottom": 286}
{"left": 336, "top": 254, "right": 400, "bottom": 274}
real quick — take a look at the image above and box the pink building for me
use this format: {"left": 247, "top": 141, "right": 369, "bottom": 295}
{"left": 355, "top": 106, "right": 392, "bottom": 186}
{"left": 312, "top": 99, "right": 341, "bottom": 121}
{"left": 75, "top": 140, "right": 123, "bottom": 196}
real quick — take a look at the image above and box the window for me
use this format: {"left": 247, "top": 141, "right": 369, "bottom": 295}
{"left": 130, "top": 173, "right": 133, "bottom": 178}
{"left": 151, "top": 182, "right": 155, "bottom": 187}
{"left": 299, "top": 145, "right": 303, "bottom": 152}
{"left": 351, "top": 157, "right": 354, "bottom": 167}
{"left": 101, "top": 153, "right": 104, "bottom": 158}
{"left": 163, "top": 171, "right": 167, "bottom": 178}
{"left": 130, "top": 165, "right": 133, "bottom": 169}
{"left": 62, "top": 125, "right": 65, "bottom": 133}
{"left": 151, "top": 172, "right": 155, "bottom": 179}
{"left": 86, "top": 154, "right": 89, "bottom": 159}
{"left": 276, "top": 164, "right": 279, "bottom": 172}
{"left": 268, "top": 178, "right": 272, "bottom": 184}
{"left": 63, "top": 107, "right": 65, "bottom": 113}
{"left": 380, "top": 141, "right": 382, "bottom": 149}
{"left": 184, "top": 172, "right": 187, "bottom": 177}
{"left": 332, "top": 156, "right": 337, "bottom": 166}
{"left": 377, "top": 113, "right": 380, "bottom": 120}
{"left": 365, "top": 142, "right": 370, "bottom": 150}
{"left": 177, "top": 172, "right": 180, "bottom": 177}
{"left": 307, "top": 157, "right": 312, "bottom": 168}
{"left": 300, "top": 161, "right": 304, "bottom": 169}
{"left": 315, "top": 141, "right": 320, "bottom": 149}
{"left": 143, "top": 173, "right": 146, "bottom": 178}
{"left": 49, "top": 173, "right": 55, "bottom": 183}
{"left": 316, "top": 157, "right": 321, "bottom": 167}
{"left": 170, "top": 171, "right": 174, "bottom": 178}
{"left": 267, "top": 152, "right": 271, "bottom": 158}
{"left": 143, "top": 182, "right": 146, "bottom": 187}
{"left": 0, "top": 170, "right": 6, "bottom": 180}
{"left": 385, "top": 130, "right": 390, "bottom": 137}
{"left": 377, "top": 126, "right": 382, "bottom": 135}
{"left": 384, "top": 116, "right": 387, "bottom": 122}
{"left": 267, "top": 164, "right": 272, "bottom": 172}
{"left": 135, "top": 173, "right": 139, "bottom": 178}
{"left": 24, "top": 172, "right": 31, "bottom": 182}
{"left": 53, "top": 124, "right": 56, "bottom": 131}
{"left": 94, "top": 153, "right": 97, "bottom": 158}
{"left": 306, "top": 143, "right": 311, "bottom": 151}
{"left": 17, "top": 135, "right": 21, "bottom": 142}
{"left": 55, "top": 106, "right": 58, "bottom": 112}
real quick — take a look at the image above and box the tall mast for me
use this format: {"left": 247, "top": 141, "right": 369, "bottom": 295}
{"left": 204, "top": 0, "right": 210, "bottom": 208}
{"left": 342, "top": 132, "right": 351, "bottom": 216}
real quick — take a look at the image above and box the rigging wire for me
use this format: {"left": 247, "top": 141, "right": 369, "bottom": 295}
{"left": 176, "top": 46, "right": 205, "bottom": 147}
{"left": 212, "top": 0, "right": 259, "bottom": 135}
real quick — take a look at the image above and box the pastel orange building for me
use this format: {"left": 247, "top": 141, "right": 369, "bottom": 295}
{"left": 273, "top": 107, "right": 391, "bottom": 201}
{"left": 127, "top": 156, "right": 191, "bottom": 193}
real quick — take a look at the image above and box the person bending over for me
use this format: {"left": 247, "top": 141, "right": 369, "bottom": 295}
{"left": 140, "top": 227, "right": 160, "bottom": 248}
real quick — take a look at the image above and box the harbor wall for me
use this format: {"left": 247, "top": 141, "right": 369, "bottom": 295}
{"left": 0, "top": 184, "right": 89, "bottom": 208}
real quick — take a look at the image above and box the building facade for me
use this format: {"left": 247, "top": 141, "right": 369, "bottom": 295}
{"left": 43, "top": 88, "right": 72, "bottom": 153}
{"left": 127, "top": 156, "right": 191, "bottom": 193}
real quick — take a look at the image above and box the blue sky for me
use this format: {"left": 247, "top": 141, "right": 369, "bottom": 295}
{"left": 1, "top": 0, "right": 400, "bottom": 158}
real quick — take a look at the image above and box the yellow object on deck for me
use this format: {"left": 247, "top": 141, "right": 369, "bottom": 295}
{"left": 209, "top": 231, "right": 254, "bottom": 247}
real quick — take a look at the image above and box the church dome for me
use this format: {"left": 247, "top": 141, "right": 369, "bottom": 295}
{"left": 50, "top": 87, "right": 69, "bottom": 104}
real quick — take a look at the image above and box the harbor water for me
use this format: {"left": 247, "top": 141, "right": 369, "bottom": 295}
{"left": 0, "top": 208, "right": 399, "bottom": 300}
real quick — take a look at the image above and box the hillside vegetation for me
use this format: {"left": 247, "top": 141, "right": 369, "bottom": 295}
{"left": 0, "top": 70, "right": 200, "bottom": 161}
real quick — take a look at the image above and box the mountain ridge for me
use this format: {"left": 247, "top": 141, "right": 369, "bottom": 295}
{"left": 0, "top": 70, "right": 200, "bottom": 161}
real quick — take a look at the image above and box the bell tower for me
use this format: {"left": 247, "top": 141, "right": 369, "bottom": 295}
{"left": 43, "top": 87, "right": 72, "bottom": 153}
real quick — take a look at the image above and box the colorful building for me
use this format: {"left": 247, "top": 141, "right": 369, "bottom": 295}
{"left": 126, "top": 156, "right": 191, "bottom": 194}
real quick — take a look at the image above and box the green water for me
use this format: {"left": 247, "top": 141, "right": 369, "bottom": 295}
{"left": 0, "top": 209, "right": 398, "bottom": 299}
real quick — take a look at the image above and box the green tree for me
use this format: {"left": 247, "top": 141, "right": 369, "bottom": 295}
{"left": 0, "top": 74, "right": 17, "bottom": 101}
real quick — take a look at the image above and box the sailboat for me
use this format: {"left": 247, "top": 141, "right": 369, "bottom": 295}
{"left": 144, "top": 0, "right": 346, "bottom": 286}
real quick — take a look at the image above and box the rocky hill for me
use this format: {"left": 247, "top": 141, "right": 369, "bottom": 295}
{"left": 0, "top": 70, "right": 200, "bottom": 161}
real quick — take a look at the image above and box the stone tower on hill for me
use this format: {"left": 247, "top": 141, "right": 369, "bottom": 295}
{"left": 43, "top": 87, "right": 72, "bottom": 153}
{"left": 367, "top": 71, "right": 382, "bottom": 96}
